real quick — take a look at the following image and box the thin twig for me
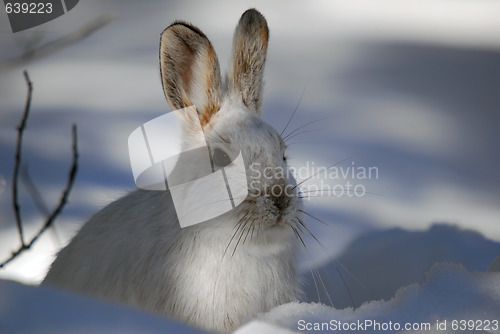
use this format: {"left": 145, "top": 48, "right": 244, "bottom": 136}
{"left": 11, "top": 70, "right": 32, "bottom": 247}
{"left": 21, "top": 165, "right": 50, "bottom": 216}
{"left": 21, "top": 165, "right": 70, "bottom": 248}
{"left": 26, "top": 124, "right": 78, "bottom": 248}
{"left": 0, "top": 73, "right": 79, "bottom": 269}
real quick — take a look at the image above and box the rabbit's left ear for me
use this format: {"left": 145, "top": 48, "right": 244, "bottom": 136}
{"left": 229, "top": 9, "right": 269, "bottom": 115}
{"left": 160, "top": 22, "right": 222, "bottom": 126}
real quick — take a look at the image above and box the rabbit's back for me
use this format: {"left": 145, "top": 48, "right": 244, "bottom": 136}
{"left": 43, "top": 190, "right": 179, "bottom": 299}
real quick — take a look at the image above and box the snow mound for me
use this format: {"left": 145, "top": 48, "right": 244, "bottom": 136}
{"left": 302, "top": 224, "right": 500, "bottom": 308}
{"left": 0, "top": 279, "right": 206, "bottom": 334}
{"left": 259, "top": 264, "right": 500, "bottom": 333}
{"left": 1, "top": 225, "right": 499, "bottom": 334}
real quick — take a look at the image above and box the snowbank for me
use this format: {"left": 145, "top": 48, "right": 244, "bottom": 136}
{"left": 1, "top": 264, "right": 499, "bottom": 334}
{"left": 0, "top": 279, "right": 205, "bottom": 334}
{"left": 301, "top": 224, "right": 500, "bottom": 309}
{"left": 260, "top": 265, "right": 500, "bottom": 333}
{"left": 1, "top": 224, "right": 499, "bottom": 334}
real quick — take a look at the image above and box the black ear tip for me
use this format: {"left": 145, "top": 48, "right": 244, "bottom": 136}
{"left": 240, "top": 8, "right": 267, "bottom": 25}
{"left": 163, "top": 21, "right": 207, "bottom": 40}
{"left": 243, "top": 8, "right": 263, "bottom": 16}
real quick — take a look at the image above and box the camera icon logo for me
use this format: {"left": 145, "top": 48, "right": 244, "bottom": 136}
{"left": 128, "top": 106, "right": 248, "bottom": 228}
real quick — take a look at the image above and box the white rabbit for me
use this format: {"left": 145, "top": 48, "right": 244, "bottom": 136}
{"left": 43, "top": 9, "right": 302, "bottom": 333}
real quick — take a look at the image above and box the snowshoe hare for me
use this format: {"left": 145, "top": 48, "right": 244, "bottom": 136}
{"left": 44, "top": 8, "right": 302, "bottom": 332}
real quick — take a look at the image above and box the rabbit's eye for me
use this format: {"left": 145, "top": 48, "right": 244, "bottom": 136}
{"left": 213, "top": 148, "right": 232, "bottom": 167}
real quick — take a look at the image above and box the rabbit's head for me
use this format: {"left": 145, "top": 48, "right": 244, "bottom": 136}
{"left": 160, "top": 9, "right": 300, "bottom": 237}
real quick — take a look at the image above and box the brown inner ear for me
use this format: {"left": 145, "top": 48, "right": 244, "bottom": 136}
{"left": 199, "top": 46, "right": 221, "bottom": 126}
{"left": 160, "top": 22, "right": 222, "bottom": 126}
{"left": 200, "top": 103, "right": 220, "bottom": 127}
{"left": 161, "top": 28, "right": 196, "bottom": 110}
{"left": 178, "top": 38, "right": 195, "bottom": 100}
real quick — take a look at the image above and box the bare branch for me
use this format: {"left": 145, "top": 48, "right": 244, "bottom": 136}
{"left": 11, "top": 70, "right": 32, "bottom": 247}
{"left": 21, "top": 166, "right": 63, "bottom": 248}
{"left": 0, "top": 14, "right": 114, "bottom": 71}
{"left": 27, "top": 124, "right": 79, "bottom": 248}
{"left": 21, "top": 165, "right": 50, "bottom": 216}
{"left": 0, "top": 72, "right": 79, "bottom": 269}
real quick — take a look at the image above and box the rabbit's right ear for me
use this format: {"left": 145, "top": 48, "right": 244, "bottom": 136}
{"left": 229, "top": 9, "right": 269, "bottom": 116}
{"left": 160, "top": 22, "right": 222, "bottom": 126}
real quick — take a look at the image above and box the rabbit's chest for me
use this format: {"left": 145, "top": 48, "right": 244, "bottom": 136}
{"left": 158, "top": 238, "right": 298, "bottom": 331}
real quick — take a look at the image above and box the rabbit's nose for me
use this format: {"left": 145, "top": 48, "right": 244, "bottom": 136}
{"left": 268, "top": 182, "right": 293, "bottom": 211}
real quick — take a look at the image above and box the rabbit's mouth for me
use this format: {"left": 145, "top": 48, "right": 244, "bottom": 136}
{"left": 238, "top": 191, "right": 300, "bottom": 229}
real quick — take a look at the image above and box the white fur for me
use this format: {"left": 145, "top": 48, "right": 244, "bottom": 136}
{"left": 43, "top": 9, "right": 302, "bottom": 333}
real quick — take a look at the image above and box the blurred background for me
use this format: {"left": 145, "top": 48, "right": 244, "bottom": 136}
{"left": 1, "top": 0, "right": 500, "bottom": 294}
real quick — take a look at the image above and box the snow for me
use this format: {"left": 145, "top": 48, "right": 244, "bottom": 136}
{"left": 259, "top": 265, "right": 500, "bottom": 333}
{"left": 301, "top": 224, "right": 500, "bottom": 309}
{"left": 234, "top": 321, "right": 297, "bottom": 334}
{"left": 0, "top": 279, "right": 206, "bottom": 334}
{"left": 1, "top": 0, "right": 500, "bottom": 333}
{"left": 1, "top": 224, "right": 499, "bottom": 333}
